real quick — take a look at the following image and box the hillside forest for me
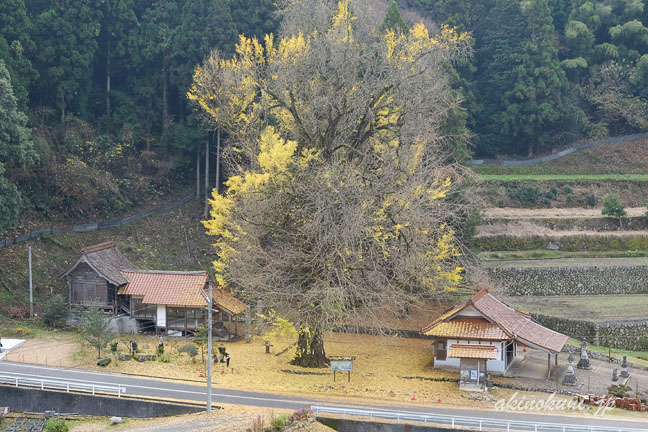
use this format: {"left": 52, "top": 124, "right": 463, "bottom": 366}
{"left": 1, "top": 0, "right": 648, "bottom": 234}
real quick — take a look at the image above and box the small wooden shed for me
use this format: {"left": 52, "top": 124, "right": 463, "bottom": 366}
{"left": 59, "top": 241, "right": 133, "bottom": 312}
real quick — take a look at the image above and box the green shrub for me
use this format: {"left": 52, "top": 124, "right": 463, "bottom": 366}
{"left": 607, "top": 384, "right": 632, "bottom": 398}
{"left": 178, "top": 344, "right": 198, "bottom": 358}
{"left": 157, "top": 353, "right": 171, "bottom": 363}
{"left": 645, "top": 203, "right": 648, "bottom": 222}
{"left": 42, "top": 294, "right": 69, "bottom": 328}
{"left": 585, "top": 194, "right": 597, "bottom": 207}
{"left": 602, "top": 193, "right": 626, "bottom": 218}
{"left": 506, "top": 183, "right": 542, "bottom": 204}
{"left": 269, "top": 414, "right": 289, "bottom": 432}
{"left": 44, "top": 418, "right": 68, "bottom": 432}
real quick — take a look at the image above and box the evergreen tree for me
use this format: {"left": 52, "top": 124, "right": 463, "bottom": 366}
{"left": 173, "top": 0, "right": 237, "bottom": 94}
{"left": 0, "top": 0, "right": 37, "bottom": 109}
{"left": 472, "top": 0, "right": 527, "bottom": 155}
{"left": 0, "top": 60, "right": 36, "bottom": 233}
{"left": 139, "top": 0, "right": 182, "bottom": 148}
{"left": 230, "top": 0, "right": 278, "bottom": 39}
{"left": 501, "top": 0, "right": 577, "bottom": 156}
{"left": 97, "top": 0, "right": 140, "bottom": 133}
{"left": 381, "top": 0, "right": 409, "bottom": 34}
{"left": 32, "top": 0, "right": 102, "bottom": 123}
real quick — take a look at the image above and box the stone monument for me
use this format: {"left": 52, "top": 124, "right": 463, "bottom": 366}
{"left": 620, "top": 355, "right": 630, "bottom": 378}
{"left": 577, "top": 340, "right": 591, "bottom": 369}
{"left": 562, "top": 354, "right": 577, "bottom": 385}
{"left": 612, "top": 368, "right": 618, "bottom": 382}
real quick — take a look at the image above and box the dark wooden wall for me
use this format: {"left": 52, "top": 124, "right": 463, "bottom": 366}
{"left": 70, "top": 263, "right": 110, "bottom": 306}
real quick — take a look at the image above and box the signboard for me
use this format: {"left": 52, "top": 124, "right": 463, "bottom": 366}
{"left": 330, "top": 360, "right": 353, "bottom": 372}
{"left": 329, "top": 356, "right": 356, "bottom": 383}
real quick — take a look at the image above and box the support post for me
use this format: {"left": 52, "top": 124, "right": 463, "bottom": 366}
{"left": 555, "top": 353, "right": 558, "bottom": 366}
{"left": 547, "top": 352, "right": 551, "bottom": 379}
{"left": 256, "top": 300, "right": 263, "bottom": 336}
{"left": 245, "top": 304, "right": 251, "bottom": 343}
{"left": 196, "top": 149, "right": 200, "bottom": 198}
{"left": 207, "top": 281, "right": 213, "bottom": 414}
{"left": 29, "top": 246, "right": 33, "bottom": 318}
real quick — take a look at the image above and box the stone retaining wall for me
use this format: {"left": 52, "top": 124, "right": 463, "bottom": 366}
{"left": 476, "top": 235, "right": 648, "bottom": 252}
{"left": 488, "top": 266, "right": 648, "bottom": 296}
{"left": 534, "top": 314, "right": 648, "bottom": 352}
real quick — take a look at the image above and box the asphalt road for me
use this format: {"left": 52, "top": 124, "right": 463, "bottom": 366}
{"left": 1, "top": 362, "right": 647, "bottom": 430}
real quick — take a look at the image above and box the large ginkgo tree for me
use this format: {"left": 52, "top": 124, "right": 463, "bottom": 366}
{"left": 189, "top": 0, "right": 474, "bottom": 367}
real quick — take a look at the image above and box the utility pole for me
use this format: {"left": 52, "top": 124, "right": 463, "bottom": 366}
{"left": 207, "top": 280, "right": 213, "bottom": 413}
{"left": 29, "top": 246, "right": 33, "bottom": 318}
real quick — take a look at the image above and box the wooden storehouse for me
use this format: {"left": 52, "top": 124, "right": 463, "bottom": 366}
{"left": 59, "top": 241, "right": 133, "bottom": 312}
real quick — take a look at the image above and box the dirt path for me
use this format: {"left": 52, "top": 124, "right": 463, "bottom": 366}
{"left": 475, "top": 221, "right": 648, "bottom": 237}
{"left": 484, "top": 256, "right": 648, "bottom": 268}
{"left": 482, "top": 207, "right": 647, "bottom": 219}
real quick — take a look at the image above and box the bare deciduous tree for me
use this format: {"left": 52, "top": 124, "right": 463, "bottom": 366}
{"left": 189, "top": 0, "right": 474, "bottom": 367}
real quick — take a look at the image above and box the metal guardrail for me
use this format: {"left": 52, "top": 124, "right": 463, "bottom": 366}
{"left": 0, "top": 374, "right": 127, "bottom": 398}
{"left": 311, "top": 405, "right": 648, "bottom": 432}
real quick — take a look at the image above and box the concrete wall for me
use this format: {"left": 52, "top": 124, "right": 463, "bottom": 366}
{"left": 488, "top": 266, "right": 648, "bottom": 296}
{"left": 318, "top": 417, "right": 477, "bottom": 432}
{"left": 433, "top": 339, "right": 507, "bottom": 373}
{"left": 0, "top": 386, "right": 205, "bottom": 417}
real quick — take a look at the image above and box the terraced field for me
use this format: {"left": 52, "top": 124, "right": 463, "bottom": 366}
{"left": 501, "top": 294, "right": 648, "bottom": 321}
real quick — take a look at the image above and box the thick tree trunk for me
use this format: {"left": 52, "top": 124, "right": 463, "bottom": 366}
{"left": 291, "top": 327, "right": 329, "bottom": 368}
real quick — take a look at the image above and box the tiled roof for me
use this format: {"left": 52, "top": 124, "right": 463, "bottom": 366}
{"left": 421, "top": 288, "right": 568, "bottom": 353}
{"left": 472, "top": 292, "right": 568, "bottom": 353}
{"left": 420, "top": 304, "right": 465, "bottom": 334}
{"left": 60, "top": 241, "right": 133, "bottom": 286}
{"left": 448, "top": 344, "right": 498, "bottom": 359}
{"left": 213, "top": 289, "right": 247, "bottom": 315}
{"left": 122, "top": 270, "right": 209, "bottom": 307}
{"left": 422, "top": 318, "right": 507, "bottom": 340}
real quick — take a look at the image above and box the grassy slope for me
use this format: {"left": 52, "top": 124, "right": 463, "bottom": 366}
{"left": 0, "top": 199, "right": 214, "bottom": 311}
{"left": 471, "top": 137, "right": 648, "bottom": 175}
